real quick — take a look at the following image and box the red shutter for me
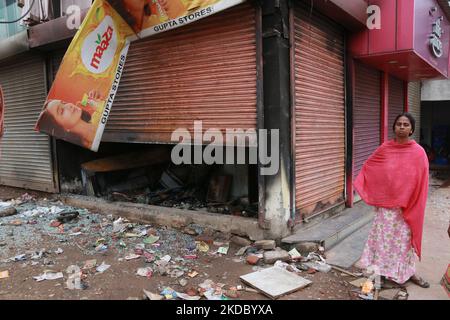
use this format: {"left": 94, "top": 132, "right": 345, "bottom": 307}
{"left": 353, "top": 62, "right": 381, "bottom": 179}
{"left": 293, "top": 3, "right": 346, "bottom": 218}
{"left": 102, "top": 3, "right": 257, "bottom": 143}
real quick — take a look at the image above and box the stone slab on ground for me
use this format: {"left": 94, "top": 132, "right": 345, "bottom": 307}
{"left": 282, "top": 201, "right": 374, "bottom": 250}
{"left": 325, "top": 222, "right": 373, "bottom": 269}
{"left": 254, "top": 240, "right": 276, "bottom": 250}
{"left": 263, "top": 249, "right": 290, "bottom": 264}
{"left": 240, "top": 266, "right": 312, "bottom": 299}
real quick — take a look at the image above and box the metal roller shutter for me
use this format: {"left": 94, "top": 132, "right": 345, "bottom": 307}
{"left": 388, "top": 76, "right": 405, "bottom": 140}
{"left": 0, "top": 54, "right": 57, "bottom": 192}
{"left": 408, "top": 82, "right": 421, "bottom": 142}
{"left": 101, "top": 3, "right": 257, "bottom": 144}
{"left": 293, "top": 3, "right": 346, "bottom": 218}
{"left": 353, "top": 62, "right": 381, "bottom": 179}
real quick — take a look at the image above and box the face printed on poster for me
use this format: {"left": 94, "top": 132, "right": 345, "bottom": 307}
{"left": 35, "top": 0, "right": 134, "bottom": 151}
{"left": 35, "top": 0, "right": 245, "bottom": 151}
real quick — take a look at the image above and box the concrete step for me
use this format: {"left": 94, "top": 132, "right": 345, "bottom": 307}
{"left": 324, "top": 222, "right": 373, "bottom": 269}
{"left": 282, "top": 201, "right": 374, "bottom": 251}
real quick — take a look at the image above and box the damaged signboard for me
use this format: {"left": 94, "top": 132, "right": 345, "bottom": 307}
{"left": 106, "top": 0, "right": 245, "bottom": 37}
{"left": 35, "top": 0, "right": 245, "bottom": 151}
{"left": 35, "top": 0, "right": 134, "bottom": 151}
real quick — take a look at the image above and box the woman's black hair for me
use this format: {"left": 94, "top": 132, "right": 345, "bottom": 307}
{"left": 392, "top": 112, "right": 416, "bottom": 136}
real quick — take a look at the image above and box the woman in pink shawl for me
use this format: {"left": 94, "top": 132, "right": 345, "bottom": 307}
{"left": 354, "top": 113, "right": 430, "bottom": 288}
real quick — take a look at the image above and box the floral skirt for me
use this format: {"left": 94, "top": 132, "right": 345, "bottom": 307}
{"left": 359, "top": 207, "right": 416, "bottom": 284}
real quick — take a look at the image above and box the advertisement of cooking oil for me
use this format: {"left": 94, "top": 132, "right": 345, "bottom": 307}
{"left": 107, "top": 0, "right": 246, "bottom": 37}
{"left": 35, "top": 0, "right": 135, "bottom": 152}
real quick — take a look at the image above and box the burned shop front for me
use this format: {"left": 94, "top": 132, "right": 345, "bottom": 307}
{"left": 48, "top": 2, "right": 263, "bottom": 231}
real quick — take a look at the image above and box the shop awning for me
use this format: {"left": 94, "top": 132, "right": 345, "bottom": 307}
{"left": 349, "top": 0, "right": 450, "bottom": 81}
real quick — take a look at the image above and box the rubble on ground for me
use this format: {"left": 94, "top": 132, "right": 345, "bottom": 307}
{"left": 0, "top": 192, "right": 364, "bottom": 300}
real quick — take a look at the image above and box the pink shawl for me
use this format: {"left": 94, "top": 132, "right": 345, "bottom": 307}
{"left": 354, "top": 139, "right": 429, "bottom": 259}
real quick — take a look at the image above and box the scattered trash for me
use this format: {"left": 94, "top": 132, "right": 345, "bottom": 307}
{"left": 124, "top": 233, "right": 140, "bottom": 238}
{"left": 179, "top": 278, "right": 188, "bottom": 287}
{"left": 50, "top": 221, "right": 62, "bottom": 228}
{"left": 143, "top": 251, "right": 155, "bottom": 263}
{"left": 9, "top": 254, "right": 26, "bottom": 262}
{"left": 168, "top": 269, "right": 184, "bottom": 278}
{"left": 134, "top": 244, "right": 145, "bottom": 255}
{"left": 196, "top": 241, "right": 209, "bottom": 253}
{"left": 33, "top": 271, "right": 64, "bottom": 282}
{"left": 0, "top": 206, "right": 17, "bottom": 218}
{"left": 56, "top": 211, "right": 79, "bottom": 223}
{"left": 160, "top": 287, "right": 177, "bottom": 300}
{"left": 95, "top": 244, "right": 108, "bottom": 252}
{"left": 0, "top": 271, "right": 9, "bottom": 279}
{"left": 136, "top": 267, "right": 153, "bottom": 278}
{"left": 54, "top": 248, "right": 64, "bottom": 255}
{"left": 9, "top": 220, "right": 23, "bottom": 226}
{"left": 224, "top": 289, "right": 239, "bottom": 299}
{"left": 350, "top": 278, "right": 369, "bottom": 288}
{"left": 31, "top": 250, "right": 46, "bottom": 260}
{"left": 184, "top": 255, "right": 197, "bottom": 260}
{"left": 95, "top": 238, "right": 106, "bottom": 246}
{"left": 175, "top": 291, "right": 202, "bottom": 300}
{"left": 96, "top": 262, "right": 111, "bottom": 273}
{"left": 288, "top": 248, "right": 302, "bottom": 260}
{"left": 396, "top": 290, "right": 409, "bottom": 300}
{"left": 304, "top": 261, "right": 332, "bottom": 273}
{"left": 83, "top": 259, "right": 97, "bottom": 270}
{"left": 359, "top": 292, "right": 374, "bottom": 300}
{"left": 143, "top": 289, "right": 163, "bottom": 300}
{"left": 161, "top": 255, "right": 171, "bottom": 263}
{"left": 143, "top": 235, "right": 160, "bottom": 244}
{"left": 274, "top": 260, "right": 302, "bottom": 273}
{"left": 330, "top": 265, "right": 362, "bottom": 277}
{"left": 125, "top": 254, "right": 141, "bottom": 261}
{"left": 188, "top": 271, "right": 199, "bottom": 278}
{"left": 112, "top": 217, "right": 127, "bottom": 233}
{"left": 217, "top": 247, "right": 229, "bottom": 255}
{"left": 235, "top": 246, "right": 251, "bottom": 256}
{"left": 361, "top": 279, "right": 374, "bottom": 295}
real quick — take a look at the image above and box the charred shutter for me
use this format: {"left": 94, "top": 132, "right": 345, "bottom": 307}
{"left": 293, "top": 3, "right": 346, "bottom": 218}
{"left": 408, "top": 82, "right": 421, "bottom": 142}
{"left": 388, "top": 76, "right": 405, "bottom": 140}
{"left": 0, "top": 54, "right": 57, "bottom": 192}
{"left": 102, "top": 3, "right": 257, "bottom": 143}
{"left": 353, "top": 62, "right": 381, "bottom": 179}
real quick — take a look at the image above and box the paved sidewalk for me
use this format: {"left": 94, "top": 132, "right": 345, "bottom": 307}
{"left": 408, "top": 185, "right": 450, "bottom": 300}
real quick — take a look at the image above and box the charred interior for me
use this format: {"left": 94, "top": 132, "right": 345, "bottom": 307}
{"left": 56, "top": 140, "right": 259, "bottom": 219}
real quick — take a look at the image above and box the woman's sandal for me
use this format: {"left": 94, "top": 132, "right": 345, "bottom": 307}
{"left": 410, "top": 275, "right": 430, "bottom": 288}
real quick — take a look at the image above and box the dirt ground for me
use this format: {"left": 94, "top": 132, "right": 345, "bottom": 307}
{"left": 1, "top": 171, "right": 448, "bottom": 301}
{"left": 0, "top": 185, "right": 357, "bottom": 301}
